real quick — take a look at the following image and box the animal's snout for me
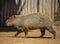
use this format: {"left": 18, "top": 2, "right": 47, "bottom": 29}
{"left": 5, "top": 20, "right": 9, "bottom": 26}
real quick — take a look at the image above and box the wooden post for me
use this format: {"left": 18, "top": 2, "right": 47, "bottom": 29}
{"left": 51, "top": 0, "right": 54, "bottom": 22}
{"left": 37, "top": 0, "right": 39, "bottom": 12}
{"left": 15, "top": 0, "right": 19, "bottom": 5}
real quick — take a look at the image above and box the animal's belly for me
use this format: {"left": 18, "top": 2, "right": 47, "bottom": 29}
{"left": 28, "top": 26, "right": 47, "bottom": 30}
{"left": 27, "top": 24, "right": 44, "bottom": 29}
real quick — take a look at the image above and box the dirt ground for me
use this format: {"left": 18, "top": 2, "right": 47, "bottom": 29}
{"left": 0, "top": 24, "right": 60, "bottom": 44}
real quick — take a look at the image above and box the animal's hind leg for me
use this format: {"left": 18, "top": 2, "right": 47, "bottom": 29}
{"left": 24, "top": 29, "right": 28, "bottom": 38}
{"left": 15, "top": 30, "right": 23, "bottom": 37}
{"left": 40, "top": 28, "right": 45, "bottom": 37}
{"left": 47, "top": 26, "right": 56, "bottom": 39}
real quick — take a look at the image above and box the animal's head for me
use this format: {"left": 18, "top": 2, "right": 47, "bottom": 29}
{"left": 5, "top": 15, "right": 17, "bottom": 26}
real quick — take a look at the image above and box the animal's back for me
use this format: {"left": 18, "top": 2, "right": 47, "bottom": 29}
{"left": 20, "top": 13, "right": 52, "bottom": 28}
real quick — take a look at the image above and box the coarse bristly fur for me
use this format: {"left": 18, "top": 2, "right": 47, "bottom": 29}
{"left": 5, "top": 13, "right": 56, "bottom": 39}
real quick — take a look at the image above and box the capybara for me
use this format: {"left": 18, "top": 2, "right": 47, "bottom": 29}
{"left": 5, "top": 13, "right": 56, "bottom": 39}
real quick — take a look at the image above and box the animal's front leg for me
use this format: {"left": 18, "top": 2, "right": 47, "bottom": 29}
{"left": 15, "top": 30, "right": 23, "bottom": 37}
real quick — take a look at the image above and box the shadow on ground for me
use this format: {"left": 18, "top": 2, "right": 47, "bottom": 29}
{"left": 11, "top": 36, "right": 52, "bottom": 39}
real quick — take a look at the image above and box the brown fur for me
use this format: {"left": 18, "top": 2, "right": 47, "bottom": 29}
{"left": 5, "top": 13, "right": 56, "bottom": 39}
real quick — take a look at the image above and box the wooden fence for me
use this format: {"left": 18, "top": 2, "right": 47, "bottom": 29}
{"left": 0, "top": 0, "right": 58, "bottom": 26}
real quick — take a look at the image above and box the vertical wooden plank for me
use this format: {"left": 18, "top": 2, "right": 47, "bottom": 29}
{"left": 1, "top": 0, "right": 4, "bottom": 26}
{"left": 47, "top": 0, "right": 49, "bottom": 16}
{"left": 24, "top": 0, "right": 26, "bottom": 15}
{"left": 8, "top": 3, "right": 10, "bottom": 19}
{"left": 28, "top": 0, "right": 31, "bottom": 14}
{"left": 26, "top": 0, "right": 28, "bottom": 15}
{"left": 32, "top": 0, "right": 33, "bottom": 13}
{"left": 55, "top": 0, "right": 58, "bottom": 16}
{"left": 39, "top": 0, "right": 42, "bottom": 14}
{"left": 26, "top": 0, "right": 29, "bottom": 14}
{"left": 45, "top": 0, "right": 48, "bottom": 16}
{"left": 51, "top": 0, "right": 54, "bottom": 21}
{"left": 39, "top": 0, "right": 43, "bottom": 14}
{"left": 35, "top": 0, "right": 37, "bottom": 13}
{"left": 48, "top": 0, "right": 51, "bottom": 18}
{"left": 37, "top": 0, "right": 39, "bottom": 12}
{"left": 32, "top": 0, "right": 35, "bottom": 13}
{"left": 30, "top": 0, "right": 33, "bottom": 13}
{"left": 0, "top": 0, "right": 2, "bottom": 26}
{"left": 17, "top": 0, "right": 25, "bottom": 15}
{"left": 4, "top": 1, "right": 7, "bottom": 25}
{"left": 15, "top": 0, "right": 19, "bottom": 5}
{"left": 43, "top": 0, "right": 45, "bottom": 15}
{"left": 42, "top": 0, "right": 43, "bottom": 14}
{"left": 33, "top": 0, "right": 37, "bottom": 13}
{"left": 25, "top": 0, "right": 27, "bottom": 14}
